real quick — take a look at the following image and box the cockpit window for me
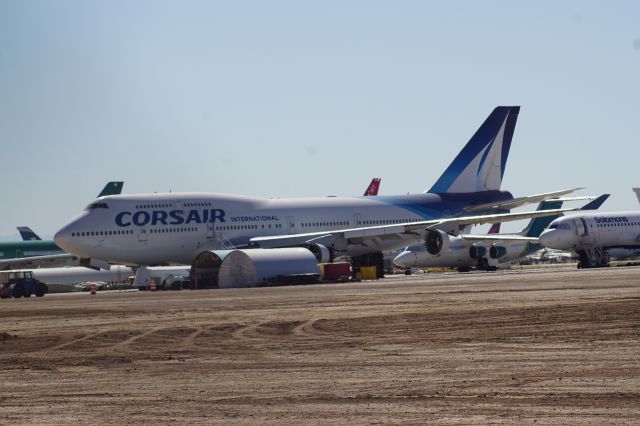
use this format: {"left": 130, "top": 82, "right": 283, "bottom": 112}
{"left": 549, "top": 224, "right": 558, "bottom": 229}
{"left": 558, "top": 223, "right": 571, "bottom": 230}
{"left": 85, "top": 202, "right": 109, "bottom": 210}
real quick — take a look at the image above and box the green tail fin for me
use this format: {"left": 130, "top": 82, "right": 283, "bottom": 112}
{"left": 97, "top": 181, "right": 124, "bottom": 197}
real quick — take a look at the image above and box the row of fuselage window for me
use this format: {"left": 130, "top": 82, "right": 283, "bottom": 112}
{"left": 354, "top": 218, "right": 421, "bottom": 227}
{"left": 71, "top": 228, "right": 199, "bottom": 237}
{"left": 596, "top": 222, "right": 640, "bottom": 228}
{"left": 133, "top": 202, "right": 213, "bottom": 209}
{"left": 69, "top": 217, "right": 421, "bottom": 238}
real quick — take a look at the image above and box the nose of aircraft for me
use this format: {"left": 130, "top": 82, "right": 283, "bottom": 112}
{"left": 393, "top": 250, "right": 417, "bottom": 268}
{"left": 538, "top": 229, "right": 558, "bottom": 249}
{"left": 54, "top": 224, "right": 73, "bottom": 252}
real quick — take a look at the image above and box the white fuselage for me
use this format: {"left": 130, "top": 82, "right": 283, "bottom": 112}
{"left": 31, "top": 265, "right": 134, "bottom": 286}
{"left": 393, "top": 236, "right": 532, "bottom": 269}
{"left": 539, "top": 212, "right": 640, "bottom": 252}
{"left": 54, "top": 192, "right": 507, "bottom": 266}
{"left": 394, "top": 238, "right": 477, "bottom": 269}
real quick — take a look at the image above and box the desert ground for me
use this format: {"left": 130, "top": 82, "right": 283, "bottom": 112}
{"left": 1, "top": 266, "right": 639, "bottom": 424}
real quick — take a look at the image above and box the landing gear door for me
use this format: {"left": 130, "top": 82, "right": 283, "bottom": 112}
{"left": 574, "top": 218, "right": 586, "bottom": 236}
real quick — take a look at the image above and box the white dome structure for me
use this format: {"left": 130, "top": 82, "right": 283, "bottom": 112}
{"left": 218, "top": 248, "right": 320, "bottom": 288}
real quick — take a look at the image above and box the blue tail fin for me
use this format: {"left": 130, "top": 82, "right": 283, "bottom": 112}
{"left": 579, "top": 194, "right": 609, "bottom": 210}
{"left": 17, "top": 226, "right": 42, "bottom": 241}
{"left": 428, "top": 106, "right": 520, "bottom": 193}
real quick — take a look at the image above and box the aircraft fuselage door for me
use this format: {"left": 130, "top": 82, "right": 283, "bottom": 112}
{"left": 204, "top": 207, "right": 215, "bottom": 241}
{"left": 138, "top": 227, "right": 148, "bottom": 243}
{"left": 205, "top": 222, "right": 214, "bottom": 240}
{"left": 354, "top": 213, "right": 362, "bottom": 227}
{"left": 574, "top": 218, "right": 586, "bottom": 236}
{"left": 286, "top": 216, "right": 296, "bottom": 233}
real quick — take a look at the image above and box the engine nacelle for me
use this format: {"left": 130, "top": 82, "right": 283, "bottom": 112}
{"left": 469, "top": 244, "right": 487, "bottom": 259}
{"left": 306, "top": 243, "right": 332, "bottom": 263}
{"left": 425, "top": 229, "right": 451, "bottom": 255}
{"left": 489, "top": 245, "right": 508, "bottom": 259}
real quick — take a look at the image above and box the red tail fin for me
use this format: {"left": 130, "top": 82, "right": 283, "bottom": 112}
{"left": 488, "top": 223, "right": 501, "bottom": 234}
{"left": 363, "top": 178, "right": 381, "bottom": 196}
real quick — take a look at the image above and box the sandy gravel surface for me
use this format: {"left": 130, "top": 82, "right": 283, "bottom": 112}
{"left": 1, "top": 267, "right": 639, "bottom": 424}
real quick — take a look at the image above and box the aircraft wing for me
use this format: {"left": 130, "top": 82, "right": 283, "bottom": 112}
{"left": 0, "top": 253, "right": 81, "bottom": 270}
{"left": 463, "top": 188, "right": 584, "bottom": 212}
{"left": 0, "top": 254, "right": 110, "bottom": 271}
{"left": 460, "top": 234, "right": 539, "bottom": 242}
{"left": 249, "top": 208, "right": 576, "bottom": 251}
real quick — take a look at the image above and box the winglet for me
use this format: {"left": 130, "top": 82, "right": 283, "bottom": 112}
{"left": 98, "top": 181, "right": 124, "bottom": 197}
{"left": 428, "top": 106, "right": 520, "bottom": 193}
{"left": 17, "top": 226, "right": 42, "bottom": 241}
{"left": 633, "top": 188, "right": 640, "bottom": 205}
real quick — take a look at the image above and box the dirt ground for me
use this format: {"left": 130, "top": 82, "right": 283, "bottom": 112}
{"left": 1, "top": 267, "right": 639, "bottom": 424}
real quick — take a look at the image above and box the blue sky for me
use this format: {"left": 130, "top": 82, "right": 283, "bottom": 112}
{"left": 1, "top": 1, "right": 639, "bottom": 239}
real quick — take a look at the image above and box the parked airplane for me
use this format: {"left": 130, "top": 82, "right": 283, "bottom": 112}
{"left": 0, "top": 181, "right": 124, "bottom": 270}
{"left": 527, "top": 248, "right": 574, "bottom": 263}
{"left": 363, "top": 178, "right": 381, "bottom": 196}
{"left": 54, "top": 107, "right": 580, "bottom": 277}
{"left": 393, "top": 199, "right": 564, "bottom": 271}
{"left": 607, "top": 188, "right": 640, "bottom": 259}
{"left": 539, "top": 207, "right": 640, "bottom": 268}
{"left": 395, "top": 195, "right": 608, "bottom": 271}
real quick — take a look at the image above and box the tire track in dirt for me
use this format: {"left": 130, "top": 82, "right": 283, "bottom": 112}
{"left": 179, "top": 326, "right": 206, "bottom": 349}
{"left": 292, "top": 318, "right": 322, "bottom": 337}
{"left": 46, "top": 332, "right": 101, "bottom": 352}
{"left": 105, "top": 327, "right": 165, "bottom": 351}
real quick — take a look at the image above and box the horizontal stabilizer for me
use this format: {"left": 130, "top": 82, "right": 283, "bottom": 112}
{"left": 579, "top": 194, "right": 610, "bottom": 211}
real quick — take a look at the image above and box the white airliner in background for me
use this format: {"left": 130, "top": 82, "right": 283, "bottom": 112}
{"left": 54, "top": 107, "right": 582, "bottom": 276}
{"left": 394, "top": 195, "right": 608, "bottom": 271}
{"left": 539, "top": 210, "right": 640, "bottom": 268}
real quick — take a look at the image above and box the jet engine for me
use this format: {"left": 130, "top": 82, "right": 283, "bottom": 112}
{"left": 425, "top": 229, "right": 451, "bottom": 255}
{"left": 489, "top": 245, "right": 508, "bottom": 259}
{"left": 469, "top": 244, "right": 488, "bottom": 259}
{"left": 306, "top": 243, "right": 333, "bottom": 263}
